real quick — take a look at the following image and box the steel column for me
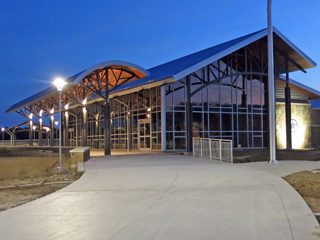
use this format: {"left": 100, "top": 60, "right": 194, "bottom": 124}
{"left": 285, "top": 59, "right": 292, "bottom": 150}
{"left": 29, "top": 121, "right": 33, "bottom": 146}
{"left": 186, "top": 75, "right": 193, "bottom": 153}
{"left": 50, "top": 115, "right": 55, "bottom": 146}
{"left": 39, "top": 118, "right": 43, "bottom": 146}
{"left": 104, "top": 70, "right": 111, "bottom": 155}
{"left": 82, "top": 108, "right": 88, "bottom": 146}
{"left": 64, "top": 112, "right": 69, "bottom": 146}
{"left": 268, "top": 0, "right": 277, "bottom": 163}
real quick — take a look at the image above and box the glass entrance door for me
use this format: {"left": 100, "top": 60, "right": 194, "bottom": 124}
{"left": 138, "top": 119, "right": 151, "bottom": 150}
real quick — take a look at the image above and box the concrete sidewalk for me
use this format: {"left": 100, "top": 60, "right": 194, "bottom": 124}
{"left": 0, "top": 154, "right": 319, "bottom": 239}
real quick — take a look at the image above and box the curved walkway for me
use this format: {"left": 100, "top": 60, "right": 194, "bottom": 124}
{"left": 0, "top": 154, "right": 319, "bottom": 239}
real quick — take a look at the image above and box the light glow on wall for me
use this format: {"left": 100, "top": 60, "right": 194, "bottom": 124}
{"left": 276, "top": 103, "right": 311, "bottom": 150}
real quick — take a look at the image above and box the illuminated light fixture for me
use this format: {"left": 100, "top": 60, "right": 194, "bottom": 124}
{"left": 65, "top": 104, "right": 69, "bottom": 110}
{"left": 65, "top": 112, "right": 69, "bottom": 117}
{"left": 32, "top": 126, "right": 36, "bottom": 131}
{"left": 82, "top": 99, "right": 87, "bottom": 105}
{"left": 39, "top": 118, "right": 43, "bottom": 123}
{"left": 45, "top": 127, "right": 50, "bottom": 132}
{"left": 53, "top": 77, "right": 67, "bottom": 91}
{"left": 147, "top": 107, "right": 151, "bottom": 112}
{"left": 127, "top": 112, "right": 131, "bottom": 115}
{"left": 50, "top": 109, "right": 54, "bottom": 114}
{"left": 29, "top": 113, "right": 33, "bottom": 119}
{"left": 146, "top": 113, "right": 151, "bottom": 118}
{"left": 82, "top": 106, "right": 87, "bottom": 111}
{"left": 39, "top": 110, "right": 43, "bottom": 117}
{"left": 1, "top": 127, "right": 5, "bottom": 132}
{"left": 55, "top": 121, "right": 59, "bottom": 126}
{"left": 96, "top": 115, "right": 99, "bottom": 121}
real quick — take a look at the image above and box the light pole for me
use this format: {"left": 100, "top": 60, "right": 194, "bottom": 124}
{"left": 32, "top": 125, "right": 36, "bottom": 144}
{"left": 1, "top": 127, "right": 5, "bottom": 143}
{"left": 53, "top": 78, "right": 67, "bottom": 172}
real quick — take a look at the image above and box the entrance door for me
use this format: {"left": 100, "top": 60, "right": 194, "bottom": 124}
{"left": 138, "top": 118, "right": 151, "bottom": 150}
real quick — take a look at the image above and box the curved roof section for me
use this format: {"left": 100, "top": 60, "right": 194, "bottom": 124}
{"left": 6, "top": 61, "right": 149, "bottom": 113}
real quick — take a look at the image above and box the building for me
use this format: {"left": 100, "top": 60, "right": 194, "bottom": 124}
{"left": 6, "top": 27, "right": 320, "bottom": 153}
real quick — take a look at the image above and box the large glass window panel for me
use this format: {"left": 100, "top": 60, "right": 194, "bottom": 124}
{"left": 253, "top": 114, "right": 262, "bottom": 131}
{"left": 175, "top": 138, "right": 186, "bottom": 149}
{"left": 220, "top": 85, "right": 232, "bottom": 106}
{"left": 238, "top": 114, "right": 247, "bottom": 131}
{"left": 239, "top": 132, "right": 248, "bottom": 148}
{"left": 165, "top": 84, "right": 173, "bottom": 106}
{"left": 172, "top": 81, "right": 185, "bottom": 106}
{"left": 174, "top": 112, "right": 185, "bottom": 131}
{"left": 221, "top": 113, "right": 232, "bottom": 131}
{"left": 252, "top": 91, "right": 261, "bottom": 106}
{"left": 251, "top": 79, "right": 261, "bottom": 92}
{"left": 166, "top": 112, "right": 173, "bottom": 131}
{"left": 209, "top": 113, "right": 220, "bottom": 131}
{"left": 204, "top": 113, "right": 208, "bottom": 131}
{"left": 166, "top": 133, "right": 173, "bottom": 150}
{"left": 208, "top": 84, "right": 219, "bottom": 107}
{"left": 193, "top": 112, "right": 203, "bottom": 131}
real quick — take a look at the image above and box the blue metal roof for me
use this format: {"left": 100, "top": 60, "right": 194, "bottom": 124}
{"left": 6, "top": 27, "right": 317, "bottom": 114}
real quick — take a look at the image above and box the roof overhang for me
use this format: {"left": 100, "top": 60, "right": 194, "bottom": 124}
{"left": 276, "top": 76, "right": 320, "bottom": 100}
{"left": 173, "top": 27, "right": 316, "bottom": 81}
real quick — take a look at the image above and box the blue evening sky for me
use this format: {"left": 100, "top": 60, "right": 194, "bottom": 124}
{"left": 0, "top": 0, "right": 319, "bottom": 127}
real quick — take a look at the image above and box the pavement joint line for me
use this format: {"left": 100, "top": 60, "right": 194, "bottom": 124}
{"left": 108, "top": 171, "right": 179, "bottom": 240}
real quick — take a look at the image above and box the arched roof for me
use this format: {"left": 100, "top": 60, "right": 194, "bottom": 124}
{"left": 6, "top": 61, "right": 149, "bottom": 114}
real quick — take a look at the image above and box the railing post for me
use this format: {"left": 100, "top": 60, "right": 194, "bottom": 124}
{"left": 219, "top": 140, "right": 222, "bottom": 161}
{"left": 209, "top": 139, "right": 212, "bottom": 159}
{"left": 230, "top": 141, "right": 233, "bottom": 163}
{"left": 200, "top": 139, "right": 203, "bottom": 158}
{"left": 193, "top": 137, "right": 195, "bottom": 156}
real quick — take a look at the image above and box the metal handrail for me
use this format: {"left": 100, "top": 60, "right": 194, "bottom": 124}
{"left": 193, "top": 137, "right": 233, "bottom": 163}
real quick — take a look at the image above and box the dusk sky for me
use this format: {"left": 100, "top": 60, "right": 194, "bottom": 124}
{"left": 0, "top": 0, "right": 319, "bottom": 128}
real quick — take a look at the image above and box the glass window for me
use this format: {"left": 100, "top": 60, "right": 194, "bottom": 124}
{"left": 174, "top": 112, "right": 185, "bottom": 131}
{"left": 208, "top": 84, "right": 219, "bottom": 107}
{"left": 209, "top": 113, "right": 220, "bottom": 131}
{"left": 166, "top": 112, "right": 173, "bottom": 131}
{"left": 221, "top": 113, "right": 232, "bottom": 131}
{"left": 193, "top": 112, "right": 203, "bottom": 131}
{"left": 175, "top": 138, "right": 186, "bottom": 149}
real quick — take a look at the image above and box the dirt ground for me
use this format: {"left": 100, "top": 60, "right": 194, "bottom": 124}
{"left": 0, "top": 174, "right": 79, "bottom": 212}
{"left": 0, "top": 148, "right": 82, "bottom": 212}
{"left": 283, "top": 169, "right": 320, "bottom": 213}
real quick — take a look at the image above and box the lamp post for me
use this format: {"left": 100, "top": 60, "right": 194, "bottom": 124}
{"left": 53, "top": 78, "right": 67, "bottom": 172}
{"left": 32, "top": 125, "right": 36, "bottom": 144}
{"left": 1, "top": 127, "right": 5, "bottom": 143}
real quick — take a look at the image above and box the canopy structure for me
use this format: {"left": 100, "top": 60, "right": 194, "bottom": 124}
{"left": 6, "top": 61, "right": 149, "bottom": 116}
{"left": 6, "top": 61, "right": 149, "bottom": 155}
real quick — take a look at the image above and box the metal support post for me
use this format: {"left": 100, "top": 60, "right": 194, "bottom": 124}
{"left": 82, "top": 107, "right": 88, "bottom": 146}
{"left": 219, "top": 140, "right": 222, "bottom": 161}
{"left": 104, "top": 73, "right": 111, "bottom": 155}
{"left": 50, "top": 115, "right": 55, "bottom": 146}
{"left": 186, "top": 75, "right": 193, "bottom": 153}
{"left": 285, "top": 59, "right": 292, "bottom": 150}
{"left": 267, "top": 0, "right": 277, "bottom": 163}
{"left": 58, "top": 91, "right": 63, "bottom": 171}
{"left": 29, "top": 121, "right": 33, "bottom": 146}
{"left": 39, "top": 118, "right": 43, "bottom": 146}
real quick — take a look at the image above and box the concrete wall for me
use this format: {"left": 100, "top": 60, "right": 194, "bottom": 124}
{"left": 276, "top": 103, "right": 311, "bottom": 149}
